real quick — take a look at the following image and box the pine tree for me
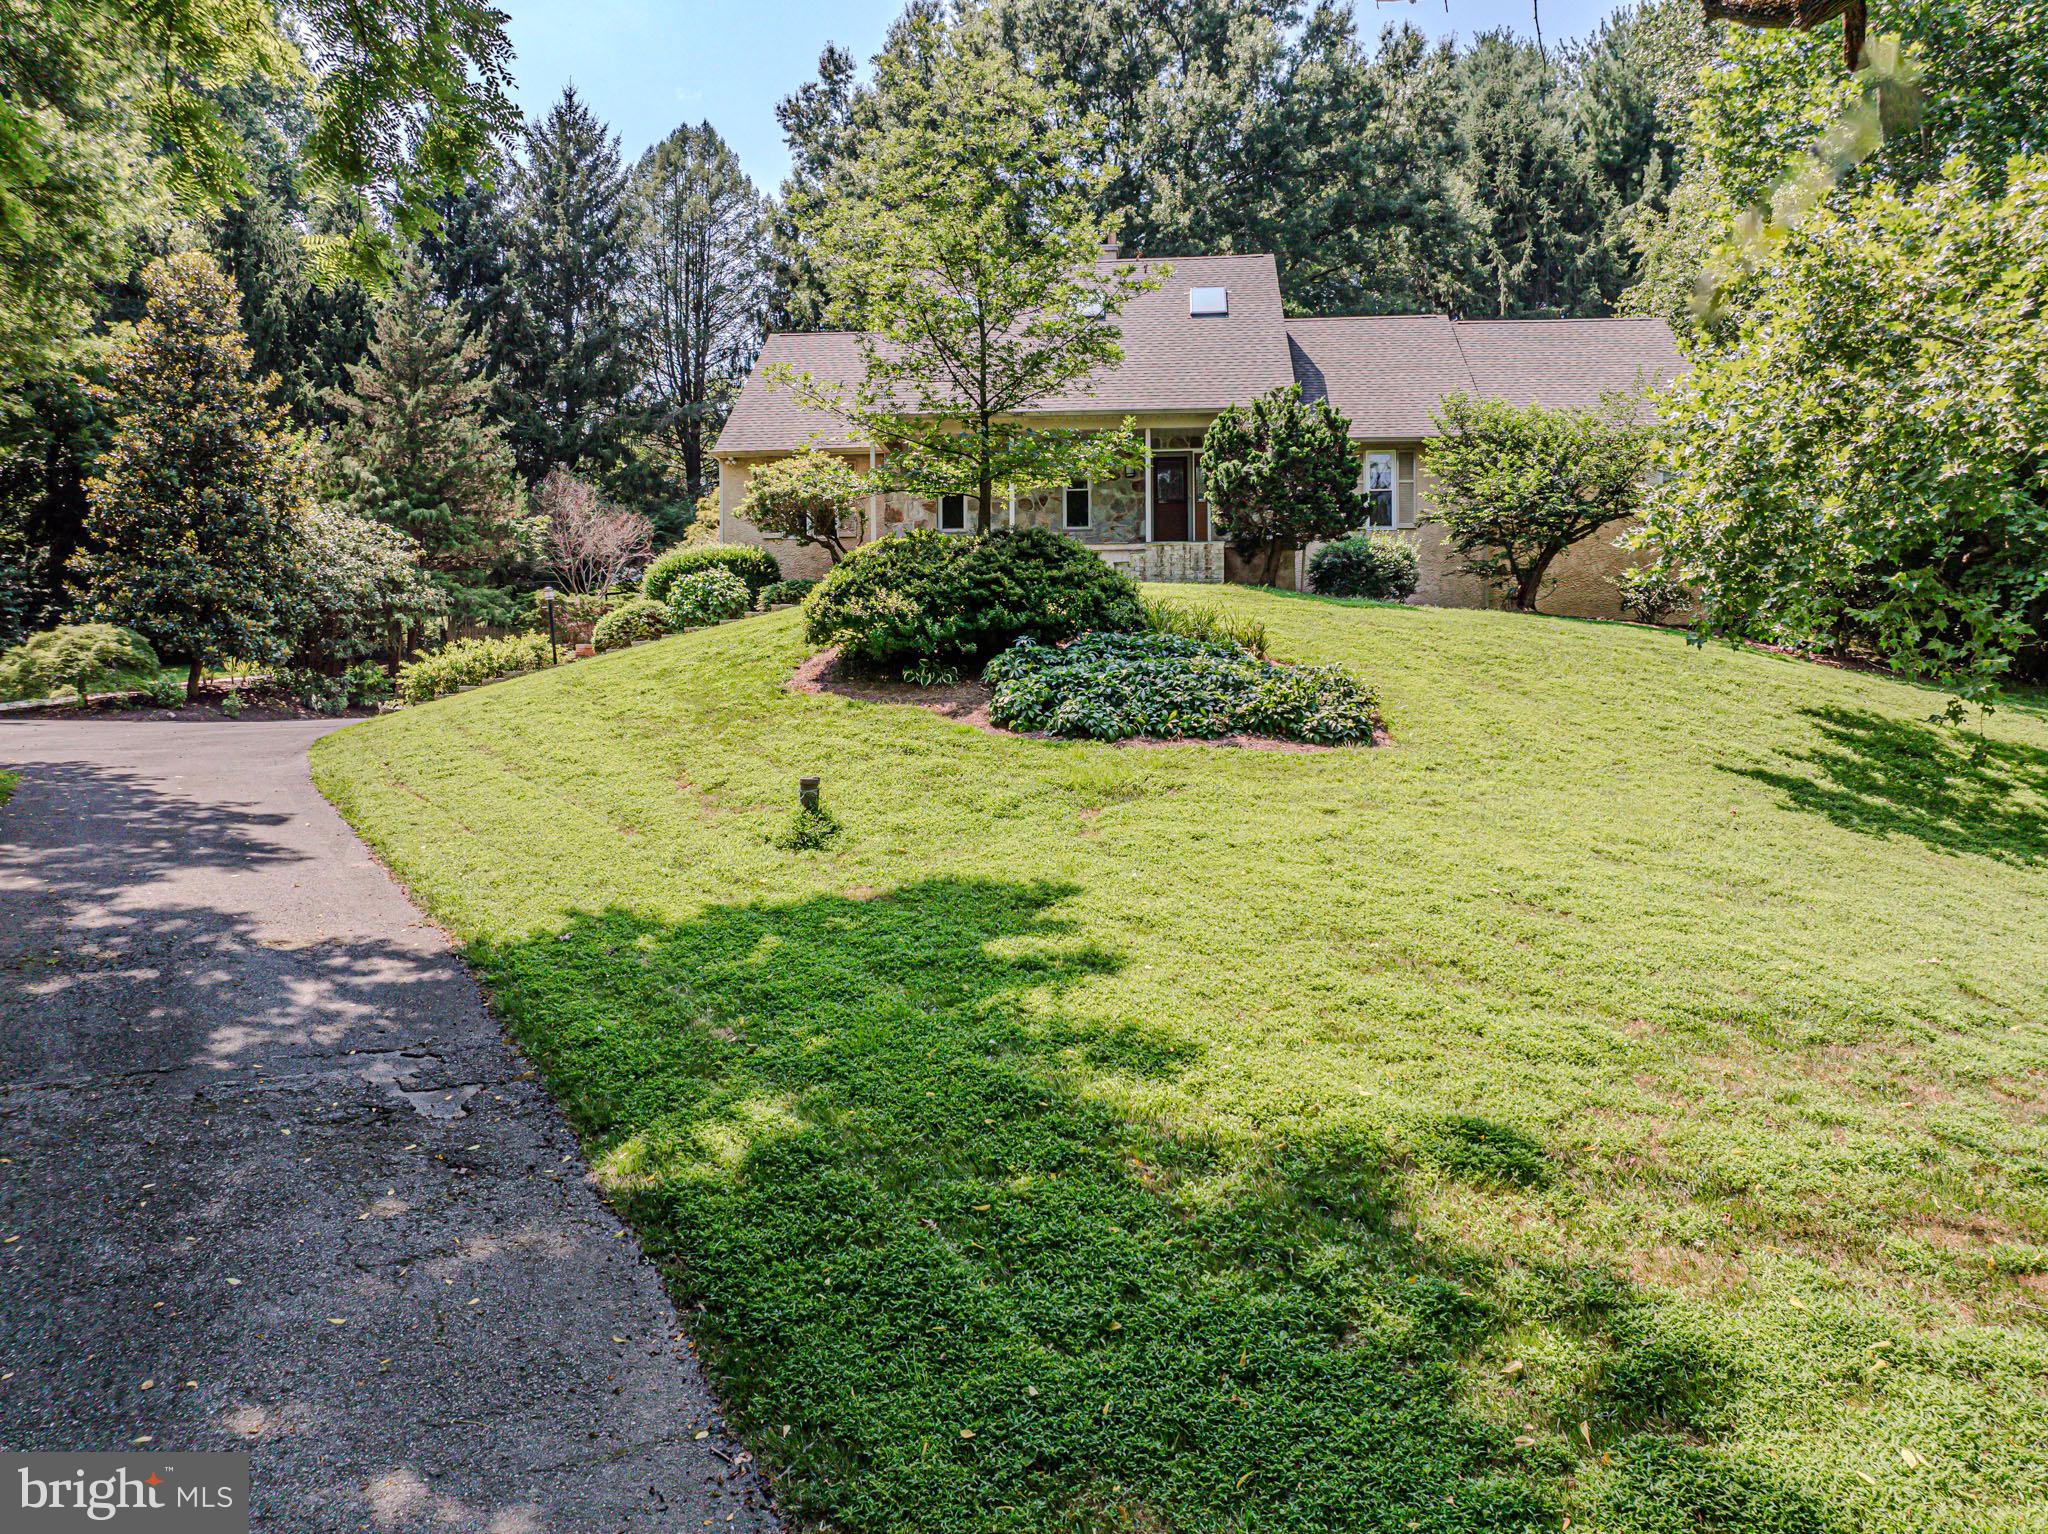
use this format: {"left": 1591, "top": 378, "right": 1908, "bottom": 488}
{"left": 630, "top": 121, "right": 769, "bottom": 503}
{"left": 324, "top": 256, "right": 520, "bottom": 582}
{"left": 78, "top": 252, "right": 308, "bottom": 697}
{"left": 498, "top": 88, "right": 640, "bottom": 485}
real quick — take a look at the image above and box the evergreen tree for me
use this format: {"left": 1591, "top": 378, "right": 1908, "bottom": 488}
{"left": 323, "top": 257, "right": 521, "bottom": 583}
{"left": 77, "top": 253, "right": 308, "bottom": 697}
{"left": 630, "top": 122, "right": 770, "bottom": 504}
{"left": 417, "top": 177, "right": 517, "bottom": 357}
{"left": 768, "top": 45, "right": 861, "bottom": 332}
{"left": 499, "top": 89, "right": 640, "bottom": 485}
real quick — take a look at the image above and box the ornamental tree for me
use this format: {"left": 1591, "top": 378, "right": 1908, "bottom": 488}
{"left": 1204, "top": 386, "right": 1367, "bottom": 585}
{"left": 777, "top": 14, "right": 1153, "bottom": 531}
{"left": 536, "top": 467, "right": 654, "bottom": 595}
{"left": 78, "top": 252, "right": 309, "bottom": 698}
{"left": 1640, "top": 160, "right": 2048, "bottom": 695}
{"left": 0, "top": 623, "right": 158, "bottom": 704}
{"left": 1427, "top": 391, "right": 1653, "bottom": 612}
{"left": 735, "top": 448, "right": 866, "bottom": 564}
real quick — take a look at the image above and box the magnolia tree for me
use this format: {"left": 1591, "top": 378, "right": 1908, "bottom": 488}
{"left": 775, "top": 15, "right": 1154, "bottom": 529}
{"left": 1427, "top": 391, "right": 1654, "bottom": 613}
{"left": 537, "top": 468, "right": 655, "bottom": 595}
{"left": 1641, "top": 160, "right": 2048, "bottom": 695}
{"left": 1205, "top": 386, "right": 1367, "bottom": 585}
{"left": 735, "top": 448, "right": 866, "bottom": 563}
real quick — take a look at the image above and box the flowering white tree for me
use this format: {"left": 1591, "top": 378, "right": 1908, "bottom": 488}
{"left": 538, "top": 468, "right": 654, "bottom": 595}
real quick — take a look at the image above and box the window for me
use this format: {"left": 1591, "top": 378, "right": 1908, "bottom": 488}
{"left": 1363, "top": 452, "right": 1396, "bottom": 528}
{"left": 938, "top": 493, "right": 967, "bottom": 531}
{"left": 1063, "top": 479, "right": 1090, "bottom": 529}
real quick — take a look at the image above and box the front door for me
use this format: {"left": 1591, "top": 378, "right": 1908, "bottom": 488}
{"left": 1152, "top": 454, "right": 1191, "bottom": 542}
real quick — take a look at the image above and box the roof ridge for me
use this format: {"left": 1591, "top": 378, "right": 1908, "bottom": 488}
{"left": 1452, "top": 315, "right": 1669, "bottom": 325}
{"left": 1286, "top": 313, "right": 1455, "bottom": 324}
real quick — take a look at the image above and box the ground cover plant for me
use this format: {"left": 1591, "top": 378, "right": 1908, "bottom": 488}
{"left": 314, "top": 586, "right": 2048, "bottom": 1533}
{"left": 985, "top": 631, "right": 1381, "bottom": 744}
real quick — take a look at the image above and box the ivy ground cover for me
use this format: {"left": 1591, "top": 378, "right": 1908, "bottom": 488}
{"left": 313, "top": 586, "right": 2048, "bottom": 1533}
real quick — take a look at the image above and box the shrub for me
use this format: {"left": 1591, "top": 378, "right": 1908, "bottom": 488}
{"left": 271, "top": 664, "right": 391, "bottom": 713}
{"left": 984, "top": 631, "right": 1382, "bottom": 745}
{"left": 642, "top": 544, "right": 781, "bottom": 604}
{"left": 1142, "top": 595, "right": 1269, "bottom": 657}
{"left": 1309, "top": 536, "right": 1421, "bottom": 601}
{"left": 667, "top": 567, "right": 752, "bottom": 628}
{"left": 395, "top": 633, "right": 552, "bottom": 704}
{"left": 805, "top": 527, "right": 1145, "bottom": 673}
{"left": 1614, "top": 566, "right": 1692, "bottom": 625}
{"left": 0, "top": 624, "right": 160, "bottom": 704}
{"left": 140, "top": 675, "right": 186, "bottom": 708}
{"left": 591, "top": 597, "right": 671, "bottom": 652}
{"left": 289, "top": 506, "right": 444, "bottom": 671}
{"left": 757, "top": 578, "right": 819, "bottom": 610}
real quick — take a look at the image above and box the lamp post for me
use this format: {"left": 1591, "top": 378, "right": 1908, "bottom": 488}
{"left": 541, "top": 586, "right": 558, "bottom": 667}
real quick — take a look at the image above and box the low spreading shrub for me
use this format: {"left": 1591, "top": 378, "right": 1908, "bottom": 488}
{"left": 0, "top": 623, "right": 160, "bottom": 703}
{"left": 757, "top": 578, "right": 818, "bottom": 610}
{"left": 643, "top": 544, "right": 782, "bottom": 604}
{"left": 1142, "top": 595, "right": 1269, "bottom": 657}
{"left": 591, "top": 598, "right": 671, "bottom": 652}
{"left": 395, "top": 633, "right": 553, "bottom": 704}
{"left": 1308, "top": 535, "right": 1420, "bottom": 601}
{"left": 984, "top": 631, "right": 1382, "bottom": 745}
{"left": 667, "top": 567, "right": 751, "bottom": 628}
{"left": 806, "top": 527, "right": 1145, "bottom": 673}
{"left": 1614, "top": 566, "right": 1693, "bottom": 625}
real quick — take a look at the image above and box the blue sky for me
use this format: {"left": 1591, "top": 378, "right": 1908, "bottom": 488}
{"left": 501, "top": 0, "right": 1633, "bottom": 191}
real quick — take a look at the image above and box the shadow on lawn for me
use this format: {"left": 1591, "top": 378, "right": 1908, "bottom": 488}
{"left": 470, "top": 878, "right": 1839, "bottom": 1534}
{"left": 1732, "top": 705, "right": 2048, "bottom": 866}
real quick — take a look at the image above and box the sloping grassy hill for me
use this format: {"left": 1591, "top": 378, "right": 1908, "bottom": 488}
{"left": 314, "top": 588, "right": 2048, "bottom": 1533}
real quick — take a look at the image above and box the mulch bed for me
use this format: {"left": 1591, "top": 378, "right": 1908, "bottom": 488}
{"left": 787, "top": 649, "right": 1371, "bottom": 753}
{"left": 1, "top": 689, "right": 375, "bottom": 723}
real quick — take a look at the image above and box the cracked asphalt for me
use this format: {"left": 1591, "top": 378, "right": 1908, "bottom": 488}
{"left": 0, "top": 719, "right": 780, "bottom": 1533}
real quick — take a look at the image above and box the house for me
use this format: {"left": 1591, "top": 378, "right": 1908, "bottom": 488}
{"left": 711, "top": 251, "right": 1686, "bottom": 616}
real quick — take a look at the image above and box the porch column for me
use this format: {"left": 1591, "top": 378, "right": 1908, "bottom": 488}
{"left": 1008, "top": 484, "right": 1016, "bottom": 529}
{"left": 868, "top": 445, "right": 880, "bottom": 542}
{"left": 1143, "top": 427, "right": 1154, "bottom": 543}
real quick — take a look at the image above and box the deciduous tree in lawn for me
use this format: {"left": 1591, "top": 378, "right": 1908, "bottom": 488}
{"left": 1427, "top": 391, "right": 1653, "bottom": 613}
{"left": 1204, "top": 385, "right": 1367, "bottom": 586}
{"left": 778, "top": 14, "right": 1151, "bottom": 532}
{"left": 78, "top": 252, "right": 308, "bottom": 699}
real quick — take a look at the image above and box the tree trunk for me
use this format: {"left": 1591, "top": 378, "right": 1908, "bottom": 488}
{"left": 977, "top": 472, "right": 994, "bottom": 534}
{"left": 1515, "top": 550, "right": 1559, "bottom": 612}
{"left": 1261, "top": 540, "right": 1288, "bottom": 587}
{"left": 185, "top": 654, "right": 203, "bottom": 703}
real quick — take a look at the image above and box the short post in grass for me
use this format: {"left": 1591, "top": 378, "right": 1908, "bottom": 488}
{"left": 799, "top": 775, "right": 821, "bottom": 813}
{"left": 541, "top": 586, "right": 558, "bottom": 668}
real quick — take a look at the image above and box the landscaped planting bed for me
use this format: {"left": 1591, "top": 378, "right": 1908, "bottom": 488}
{"left": 984, "top": 630, "right": 1383, "bottom": 744}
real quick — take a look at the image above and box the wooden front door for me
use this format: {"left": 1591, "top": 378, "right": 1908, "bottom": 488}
{"left": 1152, "top": 453, "right": 1191, "bottom": 542}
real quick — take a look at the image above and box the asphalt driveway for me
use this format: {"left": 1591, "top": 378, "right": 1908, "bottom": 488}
{"left": 0, "top": 719, "right": 778, "bottom": 1532}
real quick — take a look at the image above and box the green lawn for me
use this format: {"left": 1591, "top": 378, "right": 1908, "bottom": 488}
{"left": 312, "top": 587, "right": 2048, "bottom": 1533}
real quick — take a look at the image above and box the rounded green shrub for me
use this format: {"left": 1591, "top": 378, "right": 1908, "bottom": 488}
{"left": 667, "top": 567, "right": 751, "bottom": 628}
{"left": 592, "top": 597, "right": 671, "bottom": 652}
{"left": 756, "top": 578, "right": 819, "bottom": 610}
{"left": 805, "top": 527, "right": 1145, "bottom": 673}
{"left": 643, "top": 544, "right": 782, "bottom": 604}
{"left": 1308, "top": 535, "right": 1420, "bottom": 601}
{"left": 0, "top": 623, "right": 160, "bottom": 704}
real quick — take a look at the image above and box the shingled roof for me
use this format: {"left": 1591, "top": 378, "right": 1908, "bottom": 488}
{"left": 715, "top": 255, "right": 1687, "bottom": 454}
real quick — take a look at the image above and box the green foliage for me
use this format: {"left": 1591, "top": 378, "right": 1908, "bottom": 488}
{"left": 498, "top": 89, "right": 641, "bottom": 487}
{"left": 394, "top": 632, "right": 552, "bottom": 704}
{"left": 590, "top": 597, "right": 671, "bottom": 653}
{"left": 629, "top": 120, "right": 770, "bottom": 502}
{"left": 1140, "top": 596, "right": 1269, "bottom": 658}
{"left": 77, "top": 253, "right": 309, "bottom": 694}
{"left": 734, "top": 448, "right": 866, "bottom": 563}
{"left": 322, "top": 256, "right": 521, "bottom": 580}
{"left": 1642, "top": 161, "right": 2048, "bottom": 693}
{"left": 1308, "top": 536, "right": 1421, "bottom": 601}
{"left": 1409, "top": 1114, "right": 1551, "bottom": 1189}
{"left": 1614, "top": 566, "right": 1692, "bottom": 625}
{"left": 804, "top": 527, "right": 1145, "bottom": 674}
{"left": 271, "top": 662, "right": 389, "bottom": 713}
{"left": 985, "top": 631, "right": 1383, "bottom": 745}
{"left": 781, "top": 13, "right": 1153, "bottom": 525}
{"left": 757, "top": 578, "right": 819, "bottom": 611}
{"left": 666, "top": 567, "right": 751, "bottom": 629}
{"left": 315, "top": 589, "right": 2048, "bottom": 1534}
{"left": 1427, "top": 391, "right": 1654, "bottom": 612}
{"left": 290, "top": 504, "right": 445, "bottom": 671}
{"left": 643, "top": 543, "right": 783, "bottom": 603}
{"left": 1204, "top": 386, "right": 1367, "bottom": 584}
{"left": 774, "top": 803, "right": 844, "bottom": 852}
{"left": 0, "top": 622, "right": 157, "bottom": 703}
{"left": 1596, "top": 1437, "right": 1840, "bottom": 1534}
